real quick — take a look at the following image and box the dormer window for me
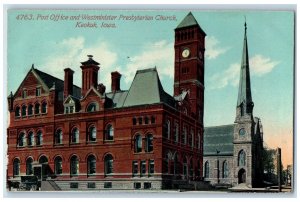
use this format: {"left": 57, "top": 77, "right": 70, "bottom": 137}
{"left": 36, "top": 87, "right": 41, "bottom": 96}
{"left": 87, "top": 103, "right": 98, "bottom": 112}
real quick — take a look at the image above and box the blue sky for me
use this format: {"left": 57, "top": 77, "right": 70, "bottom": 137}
{"left": 7, "top": 10, "right": 294, "bottom": 167}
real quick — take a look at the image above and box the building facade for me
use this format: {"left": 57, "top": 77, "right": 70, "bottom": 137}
{"left": 7, "top": 12, "right": 205, "bottom": 191}
{"left": 203, "top": 23, "right": 264, "bottom": 188}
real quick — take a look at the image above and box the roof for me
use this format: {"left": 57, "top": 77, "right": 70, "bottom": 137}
{"left": 204, "top": 124, "right": 234, "bottom": 156}
{"left": 122, "top": 68, "right": 175, "bottom": 108}
{"left": 177, "top": 12, "right": 199, "bottom": 29}
{"left": 106, "top": 90, "right": 128, "bottom": 108}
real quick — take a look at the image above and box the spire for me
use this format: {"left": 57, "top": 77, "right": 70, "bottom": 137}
{"left": 176, "top": 12, "right": 199, "bottom": 29}
{"left": 237, "top": 20, "right": 254, "bottom": 115}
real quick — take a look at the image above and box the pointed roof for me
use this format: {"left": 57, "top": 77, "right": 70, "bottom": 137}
{"left": 177, "top": 12, "right": 199, "bottom": 29}
{"left": 237, "top": 22, "right": 253, "bottom": 108}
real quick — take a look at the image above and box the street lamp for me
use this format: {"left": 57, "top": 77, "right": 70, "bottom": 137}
{"left": 216, "top": 149, "right": 220, "bottom": 184}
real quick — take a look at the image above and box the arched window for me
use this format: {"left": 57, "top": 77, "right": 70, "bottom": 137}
{"left": 183, "top": 157, "right": 188, "bottom": 179}
{"left": 132, "top": 117, "right": 137, "bottom": 125}
{"left": 104, "top": 154, "right": 113, "bottom": 176}
{"left": 26, "top": 157, "right": 33, "bottom": 175}
{"left": 15, "top": 106, "right": 20, "bottom": 117}
{"left": 18, "top": 132, "right": 26, "bottom": 147}
{"left": 22, "top": 105, "right": 27, "bottom": 117}
{"left": 151, "top": 116, "right": 155, "bottom": 124}
{"left": 204, "top": 161, "right": 209, "bottom": 178}
{"left": 54, "top": 156, "right": 62, "bottom": 175}
{"left": 134, "top": 134, "right": 142, "bottom": 153}
{"left": 87, "top": 155, "right": 96, "bottom": 175}
{"left": 28, "top": 104, "right": 33, "bottom": 116}
{"left": 55, "top": 129, "right": 63, "bottom": 144}
{"left": 39, "top": 156, "right": 48, "bottom": 164}
{"left": 164, "top": 120, "right": 170, "bottom": 139}
{"left": 189, "top": 130, "right": 194, "bottom": 147}
{"left": 41, "top": 102, "right": 47, "bottom": 113}
{"left": 105, "top": 124, "right": 114, "bottom": 141}
{"left": 71, "top": 127, "right": 79, "bottom": 143}
{"left": 35, "top": 103, "right": 40, "bottom": 114}
{"left": 174, "top": 123, "right": 179, "bottom": 143}
{"left": 222, "top": 161, "right": 229, "bottom": 178}
{"left": 70, "top": 155, "right": 79, "bottom": 176}
{"left": 145, "top": 134, "right": 153, "bottom": 152}
{"left": 36, "top": 131, "right": 43, "bottom": 146}
{"left": 182, "top": 126, "right": 187, "bottom": 145}
{"left": 238, "top": 150, "right": 246, "bottom": 166}
{"left": 13, "top": 158, "right": 20, "bottom": 176}
{"left": 87, "top": 103, "right": 97, "bottom": 112}
{"left": 28, "top": 131, "right": 34, "bottom": 146}
{"left": 144, "top": 117, "right": 149, "bottom": 124}
{"left": 88, "top": 126, "right": 96, "bottom": 142}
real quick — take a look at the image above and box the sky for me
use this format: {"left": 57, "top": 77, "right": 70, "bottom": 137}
{"left": 6, "top": 10, "right": 294, "bottom": 168}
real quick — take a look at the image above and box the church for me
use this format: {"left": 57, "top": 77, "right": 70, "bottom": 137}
{"left": 203, "top": 22, "right": 264, "bottom": 188}
{"left": 6, "top": 12, "right": 205, "bottom": 191}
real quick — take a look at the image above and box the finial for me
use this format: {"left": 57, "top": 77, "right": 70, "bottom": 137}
{"left": 87, "top": 55, "right": 93, "bottom": 60}
{"left": 244, "top": 16, "right": 247, "bottom": 30}
{"left": 31, "top": 64, "right": 34, "bottom": 69}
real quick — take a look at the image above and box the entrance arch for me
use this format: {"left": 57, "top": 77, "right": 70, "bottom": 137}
{"left": 238, "top": 168, "right": 246, "bottom": 183}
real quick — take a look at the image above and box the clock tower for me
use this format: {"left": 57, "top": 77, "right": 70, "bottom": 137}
{"left": 174, "top": 12, "right": 206, "bottom": 122}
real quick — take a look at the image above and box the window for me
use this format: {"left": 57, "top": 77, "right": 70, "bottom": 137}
{"left": 182, "top": 126, "right": 187, "bottom": 145}
{"left": 71, "top": 128, "right": 79, "bottom": 143}
{"left": 13, "top": 159, "right": 20, "bottom": 176}
{"left": 140, "top": 161, "right": 146, "bottom": 177}
{"left": 144, "top": 182, "right": 151, "bottom": 189}
{"left": 164, "top": 120, "right": 170, "bottom": 139}
{"left": 35, "top": 103, "right": 40, "bottom": 114}
{"left": 132, "top": 117, "right": 137, "bottom": 125}
{"left": 197, "top": 133, "right": 201, "bottom": 150}
{"left": 36, "top": 87, "right": 41, "bottom": 96}
{"left": 204, "top": 161, "right": 209, "bottom": 178}
{"left": 238, "top": 150, "right": 246, "bottom": 166}
{"left": 87, "top": 182, "right": 96, "bottom": 188}
{"left": 88, "top": 126, "right": 96, "bottom": 142}
{"left": 15, "top": 106, "right": 20, "bottom": 117}
{"left": 26, "top": 158, "right": 33, "bottom": 175}
{"left": 70, "top": 106, "right": 74, "bottom": 113}
{"left": 87, "top": 155, "right": 96, "bottom": 175}
{"left": 39, "top": 156, "right": 48, "bottom": 164}
{"left": 149, "top": 160, "right": 154, "bottom": 176}
{"left": 105, "top": 124, "right": 114, "bottom": 141}
{"left": 36, "top": 131, "right": 43, "bottom": 146}
{"left": 144, "top": 117, "right": 149, "bottom": 124}
{"left": 70, "top": 155, "right": 79, "bottom": 176}
{"left": 70, "top": 183, "right": 78, "bottom": 189}
{"left": 28, "top": 131, "right": 34, "bottom": 146}
{"left": 134, "top": 182, "right": 141, "bottom": 189}
{"left": 87, "top": 103, "right": 97, "bottom": 112}
{"left": 222, "top": 161, "right": 229, "bottom": 178}
{"left": 145, "top": 134, "right": 153, "bottom": 152}
{"left": 22, "top": 105, "right": 27, "bottom": 117}
{"left": 22, "top": 90, "right": 27, "bottom": 98}
{"left": 55, "top": 129, "right": 63, "bottom": 144}
{"left": 104, "top": 154, "right": 113, "bottom": 176}
{"left": 174, "top": 154, "right": 179, "bottom": 175}
{"left": 174, "top": 123, "right": 179, "bottom": 143}
{"left": 151, "top": 116, "right": 155, "bottom": 124}
{"left": 163, "top": 153, "right": 169, "bottom": 174}
{"left": 18, "top": 132, "right": 25, "bottom": 147}
{"left": 138, "top": 117, "right": 142, "bottom": 125}
{"left": 183, "top": 157, "right": 188, "bottom": 179}
{"left": 189, "top": 130, "right": 194, "bottom": 148}
{"left": 134, "top": 134, "right": 142, "bottom": 153}
{"left": 189, "top": 159, "right": 194, "bottom": 179}
{"left": 41, "top": 102, "right": 47, "bottom": 113}
{"left": 28, "top": 104, "right": 33, "bottom": 116}
{"left": 132, "top": 161, "right": 138, "bottom": 176}
{"left": 54, "top": 156, "right": 62, "bottom": 175}
{"left": 104, "top": 182, "right": 112, "bottom": 188}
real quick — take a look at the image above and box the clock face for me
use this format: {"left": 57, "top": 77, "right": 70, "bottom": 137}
{"left": 182, "top": 48, "right": 190, "bottom": 58}
{"left": 239, "top": 128, "right": 246, "bottom": 136}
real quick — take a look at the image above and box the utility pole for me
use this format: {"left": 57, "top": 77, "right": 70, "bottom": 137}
{"left": 277, "top": 148, "right": 282, "bottom": 192}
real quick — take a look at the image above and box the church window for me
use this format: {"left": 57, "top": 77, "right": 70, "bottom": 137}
{"left": 18, "top": 132, "right": 25, "bottom": 147}
{"left": 71, "top": 127, "right": 79, "bottom": 143}
{"left": 238, "top": 150, "right": 246, "bottom": 166}
{"left": 182, "top": 126, "right": 187, "bottom": 145}
{"left": 22, "top": 105, "right": 27, "bottom": 117}
{"left": 104, "top": 154, "right": 113, "bottom": 176}
{"left": 174, "top": 122, "right": 179, "bottom": 143}
{"left": 36, "top": 131, "right": 43, "bottom": 146}
{"left": 134, "top": 134, "right": 142, "bottom": 153}
{"left": 41, "top": 102, "right": 47, "bottom": 113}
{"left": 87, "top": 103, "right": 97, "bottom": 112}
{"left": 28, "top": 104, "right": 33, "bottom": 116}
{"left": 36, "top": 87, "right": 41, "bottom": 96}
{"left": 164, "top": 119, "right": 171, "bottom": 139}
{"left": 28, "top": 131, "right": 34, "bottom": 146}
{"left": 15, "top": 106, "right": 20, "bottom": 117}
{"left": 87, "top": 155, "right": 96, "bottom": 176}
{"left": 145, "top": 134, "right": 153, "bottom": 152}
{"left": 88, "top": 126, "right": 97, "bottom": 142}
{"left": 222, "top": 161, "right": 229, "bottom": 178}
{"left": 26, "top": 157, "right": 33, "bottom": 175}
{"left": 189, "top": 129, "right": 194, "bottom": 148}
{"left": 35, "top": 103, "right": 40, "bottom": 114}
{"left": 13, "top": 158, "right": 20, "bottom": 176}
{"left": 105, "top": 124, "right": 114, "bottom": 141}
{"left": 70, "top": 155, "right": 79, "bottom": 176}
{"left": 54, "top": 156, "right": 63, "bottom": 175}
{"left": 204, "top": 161, "right": 209, "bottom": 178}
{"left": 55, "top": 129, "right": 63, "bottom": 144}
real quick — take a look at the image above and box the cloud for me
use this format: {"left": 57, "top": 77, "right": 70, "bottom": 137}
{"left": 122, "top": 40, "right": 174, "bottom": 84}
{"left": 205, "top": 36, "right": 230, "bottom": 60}
{"left": 210, "top": 54, "right": 280, "bottom": 89}
{"left": 41, "top": 37, "right": 118, "bottom": 89}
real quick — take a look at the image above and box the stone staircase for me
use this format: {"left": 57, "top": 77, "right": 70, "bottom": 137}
{"left": 41, "top": 180, "right": 61, "bottom": 191}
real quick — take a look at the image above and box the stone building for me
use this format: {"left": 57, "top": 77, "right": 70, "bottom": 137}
{"left": 6, "top": 12, "right": 205, "bottom": 190}
{"left": 203, "top": 22, "right": 264, "bottom": 188}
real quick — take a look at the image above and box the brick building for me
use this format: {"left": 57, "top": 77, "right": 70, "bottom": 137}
{"left": 6, "top": 12, "right": 205, "bottom": 190}
{"left": 203, "top": 22, "right": 264, "bottom": 188}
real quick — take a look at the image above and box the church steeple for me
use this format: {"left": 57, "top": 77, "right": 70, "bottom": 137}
{"left": 236, "top": 21, "right": 254, "bottom": 118}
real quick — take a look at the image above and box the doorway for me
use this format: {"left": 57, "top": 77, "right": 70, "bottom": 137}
{"left": 238, "top": 168, "right": 246, "bottom": 183}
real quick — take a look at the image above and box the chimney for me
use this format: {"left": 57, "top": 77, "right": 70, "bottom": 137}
{"left": 97, "top": 83, "right": 106, "bottom": 94}
{"left": 111, "top": 71, "right": 121, "bottom": 92}
{"left": 64, "top": 68, "right": 74, "bottom": 99}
